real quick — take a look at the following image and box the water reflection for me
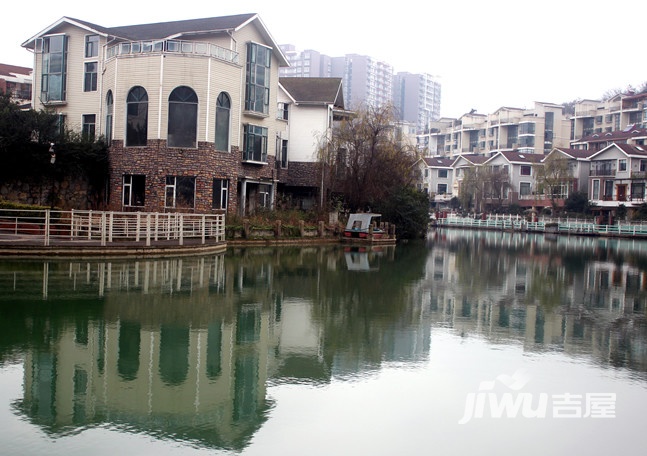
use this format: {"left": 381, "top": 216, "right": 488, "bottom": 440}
{"left": 0, "top": 245, "right": 428, "bottom": 451}
{"left": 0, "top": 233, "right": 646, "bottom": 453}
{"left": 425, "top": 229, "right": 647, "bottom": 377}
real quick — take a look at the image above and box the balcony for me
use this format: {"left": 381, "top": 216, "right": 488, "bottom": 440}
{"left": 106, "top": 39, "right": 239, "bottom": 65}
{"left": 589, "top": 168, "right": 616, "bottom": 176}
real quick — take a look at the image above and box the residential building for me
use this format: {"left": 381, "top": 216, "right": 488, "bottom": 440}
{"left": 570, "top": 92, "right": 647, "bottom": 141}
{"left": 588, "top": 143, "right": 647, "bottom": 220}
{"left": 571, "top": 127, "right": 647, "bottom": 151}
{"left": 279, "top": 45, "right": 331, "bottom": 78}
{"left": 22, "top": 14, "right": 291, "bottom": 215}
{"left": 0, "top": 63, "right": 32, "bottom": 107}
{"left": 277, "top": 77, "right": 350, "bottom": 209}
{"left": 421, "top": 102, "right": 570, "bottom": 158}
{"left": 543, "top": 147, "right": 598, "bottom": 195}
{"left": 482, "top": 152, "right": 545, "bottom": 210}
{"left": 392, "top": 72, "right": 441, "bottom": 133}
{"left": 419, "top": 156, "right": 454, "bottom": 206}
{"left": 329, "top": 54, "right": 393, "bottom": 110}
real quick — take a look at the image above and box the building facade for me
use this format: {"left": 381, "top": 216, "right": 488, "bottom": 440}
{"left": 392, "top": 72, "right": 441, "bottom": 133}
{"left": 22, "top": 14, "right": 293, "bottom": 216}
{"left": 418, "top": 102, "right": 571, "bottom": 158}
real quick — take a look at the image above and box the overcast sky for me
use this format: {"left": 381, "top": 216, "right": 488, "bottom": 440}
{"left": 2, "top": 0, "right": 646, "bottom": 118}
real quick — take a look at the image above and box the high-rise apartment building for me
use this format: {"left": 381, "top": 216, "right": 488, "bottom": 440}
{"left": 393, "top": 72, "right": 441, "bottom": 133}
{"left": 279, "top": 45, "right": 406, "bottom": 112}
{"left": 279, "top": 44, "right": 331, "bottom": 78}
{"left": 328, "top": 54, "right": 393, "bottom": 110}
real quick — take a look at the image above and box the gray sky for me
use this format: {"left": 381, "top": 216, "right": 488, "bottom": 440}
{"left": 2, "top": 0, "right": 646, "bottom": 118}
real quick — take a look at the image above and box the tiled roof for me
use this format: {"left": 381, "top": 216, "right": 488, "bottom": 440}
{"left": 0, "top": 63, "right": 31, "bottom": 77}
{"left": 423, "top": 157, "right": 454, "bottom": 167}
{"left": 280, "top": 77, "right": 344, "bottom": 108}
{"left": 574, "top": 127, "right": 647, "bottom": 144}
{"left": 552, "top": 148, "right": 597, "bottom": 159}
{"left": 498, "top": 151, "right": 544, "bottom": 163}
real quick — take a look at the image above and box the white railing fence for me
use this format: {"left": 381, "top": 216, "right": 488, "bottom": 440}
{"left": 0, "top": 209, "right": 226, "bottom": 247}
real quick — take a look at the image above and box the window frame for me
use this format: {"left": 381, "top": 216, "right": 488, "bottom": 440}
{"left": 126, "top": 86, "right": 148, "bottom": 147}
{"left": 245, "top": 42, "right": 271, "bottom": 115}
{"left": 122, "top": 174, "right": 146, "bottom": 207}
{"left": 82, "top": 114, "right": 96, "bottom": 141}
{"left": 85, "top": 35, "right": 99, "bottom": 58}
{"left": 215, "top": 92, "right": 231, "bottom": 152}
{"left": 243, "top": 124, "right": 268, "bottom": 163}
{"left": 84, "top": 61, "right": 98, "bottom": 92}
{"left": 520, "top": 165, "right": 532, "bottom": 176}
{"left": 40, "top": 34, "right": 68, "bottom": 102}
{"left": 212, "top": 179, "right": 229, "bottom": 210}
{"left": 167, "top": 86, "right": 198, "bottom": 149}
{"left": 165, "top": 176, "right": 196, "bottom": 209}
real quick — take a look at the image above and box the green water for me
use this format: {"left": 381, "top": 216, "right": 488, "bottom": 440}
{"left": 0, "top": 231, "right": 646, "bottom": 455}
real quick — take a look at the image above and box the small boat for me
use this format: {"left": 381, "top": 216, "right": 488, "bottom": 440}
{"left": 342, "top": 213, "right": 396, "bottom": 245}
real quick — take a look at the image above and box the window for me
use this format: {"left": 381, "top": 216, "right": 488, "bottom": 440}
{"left": 279, "top": 139, "right": 288, "bottom": 168}
{"left": 84, "top": 62, "right": 97, "bottom": 92}
{"left": 215, "top": 92, "right": 230, "bottom": 151}
{"left": 212, "top": 179, "right": 229, "bottom": 209}
{"left": 641, "top": 160, "right": 647, "bottom": 172}
{"left": 123, "top": 174, "right": 145, "bottom": 206}
{"left": 631, "top": 183, "right": 645, "bottom": 200}
{"left": 592, "top": 179, "right": 600, "bottom": 200}
{"left": 245, "top": 42, "right": 271, "bottom": 114}
{"left": 105, "top": 91, "right": 113, "bottom": 144}
{"left": 604, "top": 180, "right": 613, "bottom": 199}
{"left": 85, "top": 35, "right": 99, "bottom": 58}
{"left": 82, "top": 114, "right": 96, "bottom": 141}
{"left": 520, "top": 165, "right": 531, "bottom": 176}
{"left": 519, "top": 182, "right": 531, "bottom": 196}
{"left": 438, "top": 169, "right": 448, "bottom": 178}
{"left": 168, "top": 86, "right": 198, "bottom": 148}
{"left": 40, "top": 35, "right": 67, "bottom": 102}
{"left": 243, "top": 124, "right": 268, "bottom": 162}
{"left": 126, "top": 86, "right": 148, "bottom": 147}
{"left": 165, "top": 176, "right": 195, "bottom": 209}
{"left": 437, "top": 183, "right": 448, "bottom": 194}
{"left": 618, "top": 159, "right": 627, "bottom": 172}
{"left": 277, "top": 102, "right": 289, "bottom": 120}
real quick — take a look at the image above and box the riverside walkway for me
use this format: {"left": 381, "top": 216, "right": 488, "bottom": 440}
{"left": 0, "top": 209, "right": 226, "bottom": 257}
{"left": 434, "top": 214, "right": 647, "bottom": 239}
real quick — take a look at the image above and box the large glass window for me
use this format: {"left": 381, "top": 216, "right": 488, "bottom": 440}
{"left": 245, "top": 42, "right": 271, "bottom": 114}
{"left": 243, "top": 124, "right": 268, "bottom": 162}
{"left": 126, "top": 86, "right": 148, "bottom": 147}
{"left": 215, "top": 92, "right": 231, "bottom": 151}
{"left": 631, "top": 183, "right": 645, "bottom": 200}
{"left": 168, "top": 86, "right": 198, "bottom": 148}
{"left": 212, "top": 179, "right": 229, "bottom": 209}
{"left": 40, "top": 35, "right": 67, "bottom": 102}
{"left": 123, "top": 174, "right": 145, "bottom": 207}
{"left": 82, "top": 114, "right": 96, "bottom": 141}
{"left": 84, "top": 62, "right": 97, "bottom": 92}
{"left": 520, "top": 165, "right": 532, "bottom": 176}
{"left": 438, "top": 169, "right": 448, "bottom": 178}
{"left": 165, "top": 176, "right": 195, "bottom": 209}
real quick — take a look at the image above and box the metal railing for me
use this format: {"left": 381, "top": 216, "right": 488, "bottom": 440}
{"left": 434, "top": 214, "right": 647, "bottom": 238}
{"left": 0, "top": 209, "right": 226, "bottom": 247}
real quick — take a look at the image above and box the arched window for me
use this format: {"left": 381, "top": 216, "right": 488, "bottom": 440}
{"left": 168, "top": 86, "right": 198, "bottom": 148}
{"left": 126, "top": 86, "right": 148, "bottom": 147}
{"left": 215, "top": 92, "right": 231, "bottom": 151}
{"left": 105, "top": 90, "right": 113, "bottom": 145}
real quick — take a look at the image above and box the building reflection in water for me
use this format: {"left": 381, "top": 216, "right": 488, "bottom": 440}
{"left": 2, "top": 233, "right": 646, "bottom": 450}
{"left": 1, "top": 245, "right": 429, "bottom": 450}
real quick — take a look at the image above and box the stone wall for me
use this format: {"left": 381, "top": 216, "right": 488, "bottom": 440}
{"left": 0, "top": 175, "right": 99, "bottom": 209}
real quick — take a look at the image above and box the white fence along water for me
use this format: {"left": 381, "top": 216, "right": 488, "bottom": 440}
{"left": 0, "top": 209, "right": 226, "bottom": 247}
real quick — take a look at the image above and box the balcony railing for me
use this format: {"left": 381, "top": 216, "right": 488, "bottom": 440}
{"left": 107, "top": 39, "right": 239, "bottom": 65}
{"left": 590, "top": 168, "right": 616, "bottom": 176}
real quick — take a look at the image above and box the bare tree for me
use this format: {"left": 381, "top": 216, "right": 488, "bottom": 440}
{"left": 316, "top": 103, "right": 418, "bottom": 211}
{"left": 533, "top": 154, "right": 571, "bottom": 212}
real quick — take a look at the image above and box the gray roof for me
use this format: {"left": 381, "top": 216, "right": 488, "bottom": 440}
{"left": 280, "top": 77, "right": 344, "bottom": 109}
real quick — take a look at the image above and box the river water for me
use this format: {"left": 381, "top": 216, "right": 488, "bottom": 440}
{"left": 0, "top": 230, "right": 645, "bottom": 455}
